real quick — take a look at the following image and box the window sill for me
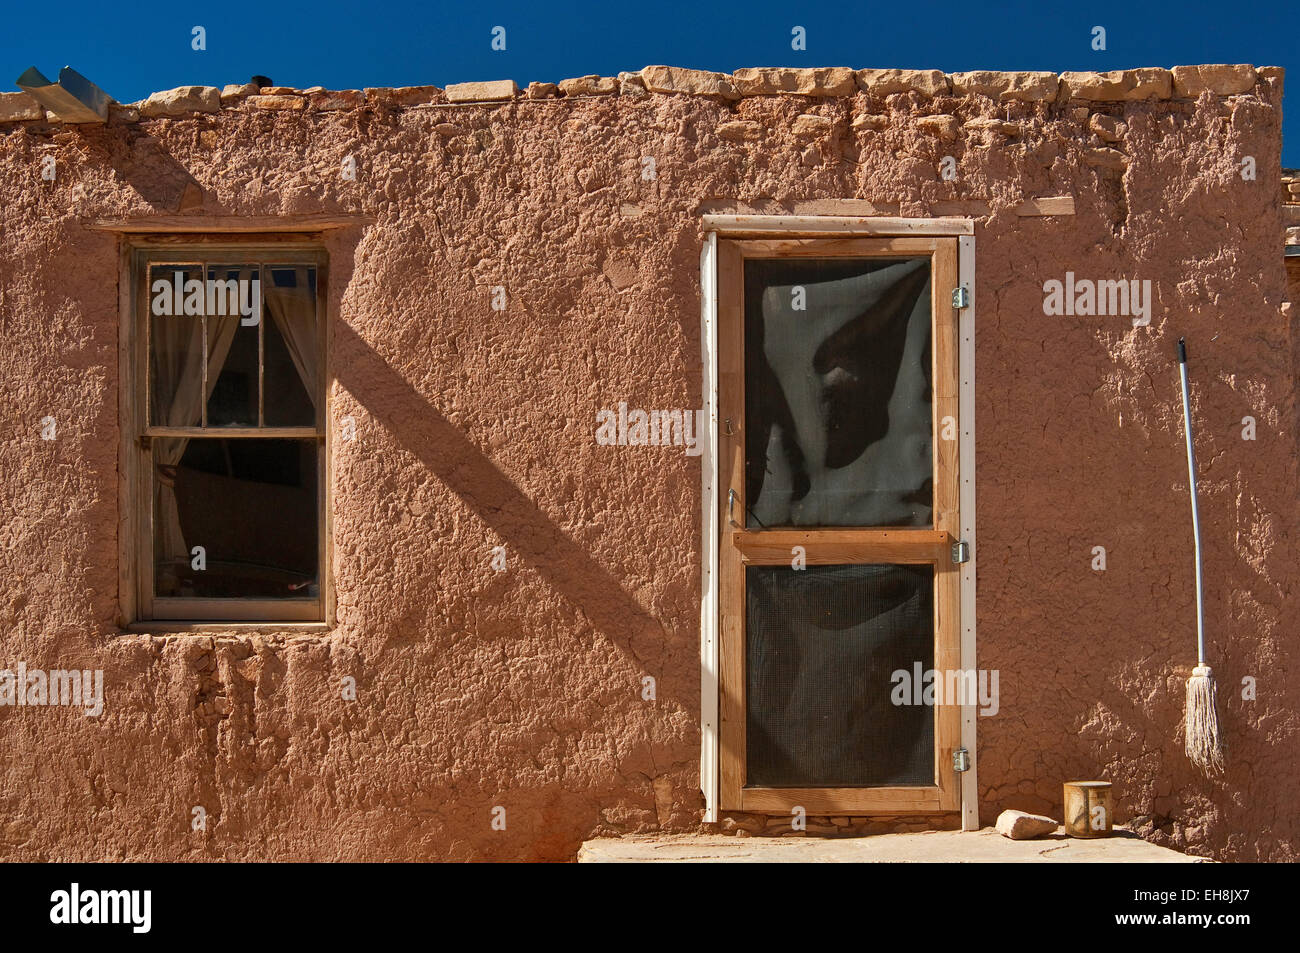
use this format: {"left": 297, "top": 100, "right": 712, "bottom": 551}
{"left": 120, "top": 622, "right": 333, "bottom": 636}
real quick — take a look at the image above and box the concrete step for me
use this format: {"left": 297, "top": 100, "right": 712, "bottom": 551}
{"left": 578, "top": 827, "right": 1209, "bottom": 863}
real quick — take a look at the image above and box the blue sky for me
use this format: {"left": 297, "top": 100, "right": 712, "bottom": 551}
{"left": 2, "top": 0, "right": 1297, "bottom": 163}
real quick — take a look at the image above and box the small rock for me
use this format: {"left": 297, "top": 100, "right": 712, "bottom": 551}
{"left": 387, "top": 86, "right": 441, "bottom": 106}
{"left": 246, "top": 95, "right": 306, "bottom": 111}
{"left": 964, "top": 117, "right": 1020, "bottom": 136}
{"left": 434, "top": 123, "right": 465, "bottom": 137}
{"left": 140, "top": 86, "right": 221, "bottom": 117}
{"left": 642, "top": 65, "right": 743, "bottom": 99}
{"left": 365, "top": 86, "right": 439, "bottom": 107}
{"left": 220, "top": 83, "right": 258, "bottom": 105}
{"left": 732, "top": 66, "right": 857, "bottom": 97}
{"left": 996, "top": 809, "right": 1059, "bottom": 840}
{"left": 721, "top": 815, "right": 766, "bottom": 834}
{"left": 950, "top": 70, "right": 1059, "bottom": 103}
{"left": 857, "top": 68, "right": 950, "bottom": 97}
{"left": 445, "top": 80, "right": 517, "bottom": 103}
{"left": 852, "top": 113, "right": 888, "bottom": 131}
{"left": 1059, "top": 68, "right": 1171, "bottom": 102}
{"left": 1088, "top": 113, "right": 1125, "bottom": 142}
{"left": 0, "top": 92, "right": 44, "bottom": 122}
{"left": 641, "top": 65, "right": 739, "bottom": 100}
{"left": 617, "top": 72, "right": 648, "bottom": 98}
{"left": 558, "top": 75, "right": 617, "bottom": 96}
{"left": 309, "top": 89, "right": 365, "bottom": 111}
{"left": 1171, "top": 64, "right": 1257, "bottom": 98}
{"left": 916, "top": 114, "right": 960, "bottom": 139}
{"left": 1127, "top": 67, "right": 1175, "bottom": 100}
{"left": 717, "top": 120, "right": 764, "bottom": 142}
{"left": 948, "top": 70, "right": 999, "bottom": 96}
{"left": 1258, "top": 66, "right": 1284, "bottom": 92}
{"left": 792, "top": 114, "right": 834, "bottom": 136}
{"left": 525, "top": 82, "right": 558, "bottom": 100}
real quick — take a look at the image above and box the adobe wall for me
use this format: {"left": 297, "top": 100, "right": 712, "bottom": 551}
{"left": 0, "top": 64, "right": 1294, "bottom": 860}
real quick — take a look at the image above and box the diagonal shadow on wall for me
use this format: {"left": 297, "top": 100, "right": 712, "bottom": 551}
{"left": 86, "top": 126, "right": 205, "bottom": 212}
{"left": 332, "top": 321, "right": 672, "bottom": 667}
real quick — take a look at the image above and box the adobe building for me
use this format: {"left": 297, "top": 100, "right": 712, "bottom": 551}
{"left": 0, "top": 63, "right": 1295, "bottom": 861}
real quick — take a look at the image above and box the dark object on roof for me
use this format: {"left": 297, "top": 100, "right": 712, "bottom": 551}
{"left": 250, "top": 76, "right": 273, "bottom": 89}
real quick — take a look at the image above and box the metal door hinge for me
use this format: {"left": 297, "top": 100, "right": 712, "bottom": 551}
{"left": 137, "top": 434, "right": 152, "bottom": 451}
{"left": 951, "top": 540, "right": 970, "bottom": 564}
{"left": 953, "top": 747, "right": 971, "bottom": 773}
{"left": 951, "top": 285, "right": 970, "bottom": 310}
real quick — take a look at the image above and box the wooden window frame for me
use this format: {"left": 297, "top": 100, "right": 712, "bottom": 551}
{"left": 119, "top": 238, "right": 331, "bottom": 625}
{"left": 716, "top": 236, "right": 962, "bottom": 815}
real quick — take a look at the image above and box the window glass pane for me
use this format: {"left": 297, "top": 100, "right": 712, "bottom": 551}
{"left": 746, "top": 563, "right": 934, "bottom": 787}
{"left": 744, "top": 257, "right": 933, "bottom": 528}
{"left": 205, "top": 265, "right": 260, "bottom": 427}
{"left": 148, "top": 264, "right": 204, "bottom": 428}
{"left": 152, "top": 437, "right": 318, "bottom": 600}
{"left": 263, "top": 266, "right": 317, "bottom": 427}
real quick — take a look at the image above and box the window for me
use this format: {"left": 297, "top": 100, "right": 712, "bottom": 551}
{"left": 125, "top": 244, "right": 328, "bottom": 623}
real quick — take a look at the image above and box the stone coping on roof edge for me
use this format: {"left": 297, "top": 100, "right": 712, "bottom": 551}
{"left": 0, "top": 64, "right": 1283, "bottom": 124}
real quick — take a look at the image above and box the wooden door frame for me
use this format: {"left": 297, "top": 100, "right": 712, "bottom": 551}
{"left": 698, "top": 221, "right": 979, "bottom": 825}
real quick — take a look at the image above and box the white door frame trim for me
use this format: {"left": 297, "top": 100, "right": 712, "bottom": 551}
{"left": 699, "top": 232, "right": 721, "bottom": 821}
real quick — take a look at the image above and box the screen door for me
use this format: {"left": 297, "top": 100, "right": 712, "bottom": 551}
{"left": 717, "top": 237, "right": 962, "bottom": 814}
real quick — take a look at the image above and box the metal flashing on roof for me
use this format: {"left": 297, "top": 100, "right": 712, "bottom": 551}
{"left": 16, "top": 66, "right": 111, "bottom": 123}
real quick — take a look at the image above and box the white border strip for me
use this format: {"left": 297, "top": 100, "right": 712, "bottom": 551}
{"left": 699, "top": 232, "right": 720, "bottom": 822}
{"left": 958, "top": 235, "right": 980, "bottom": 831}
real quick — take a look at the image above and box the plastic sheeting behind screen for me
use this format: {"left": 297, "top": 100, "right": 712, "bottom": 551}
{"left": 744, "top": 257, "right": 933, "bottom": 528}
{"left": 746, "top": 564, "right": 934, "bottom": 787}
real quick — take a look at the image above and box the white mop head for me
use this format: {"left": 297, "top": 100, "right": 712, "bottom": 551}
{"left": 1185, "top": 665, "right": 1224, "bottom": 775}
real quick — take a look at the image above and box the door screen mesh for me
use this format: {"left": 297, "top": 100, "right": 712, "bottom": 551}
{"left": 743, "top": 257, "right": 933, "bottom": 528}
{"left": 745, "top": 563, "right": 934, "bottom": 787}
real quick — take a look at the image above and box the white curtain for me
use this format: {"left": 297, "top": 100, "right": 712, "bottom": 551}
{"left": 153, "top": 269, "right": 246, "bottom": 569}
{"left": 265, "top": 269, "right": 317, "bottom": 407}
{"left": 152, "top": 265, "right": 315, "bottom": 587}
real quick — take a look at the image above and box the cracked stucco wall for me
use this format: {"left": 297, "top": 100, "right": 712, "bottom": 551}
{"left": 0, "top": 65, "right": 1295, "bottom": 860}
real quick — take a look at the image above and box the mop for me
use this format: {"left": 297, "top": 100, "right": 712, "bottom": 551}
{"left": 1177, "top": 338, "right": 1224, "bottom": 775}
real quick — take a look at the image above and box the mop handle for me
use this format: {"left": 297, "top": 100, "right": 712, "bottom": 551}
{"left": 1178, "top": 338, "right": 1207, "bottom": 667}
